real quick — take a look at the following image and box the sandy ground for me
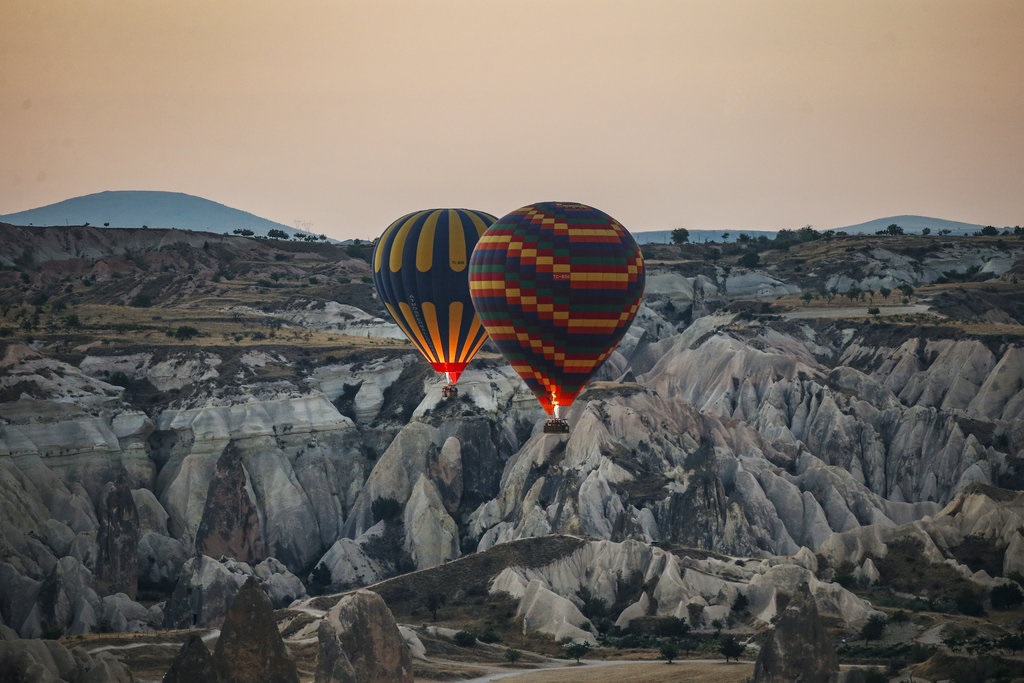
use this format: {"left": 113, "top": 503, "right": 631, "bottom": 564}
{"left": 781, "top": 303, "right": 931, "bottom": 319}
{"left": 427, "top": 659, "right": 755, "bottom": 683}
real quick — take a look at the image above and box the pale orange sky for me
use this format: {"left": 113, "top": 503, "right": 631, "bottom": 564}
{"left": 2, "top": 0, "right": 1023, "bottom": 240}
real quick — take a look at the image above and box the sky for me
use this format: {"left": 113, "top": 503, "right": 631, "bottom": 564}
{"left": 2, "top": 0, "right": 1023, "bottom": 241}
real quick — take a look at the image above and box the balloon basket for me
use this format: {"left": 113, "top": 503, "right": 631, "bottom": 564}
{"left": 441, "top": 384, "right": 459, "bottom": 399}
{"left": 543, "top": 418, "right": 570, "bottom": 434}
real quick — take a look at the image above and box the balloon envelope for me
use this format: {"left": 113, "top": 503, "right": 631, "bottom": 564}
{"left": 373, "top": 208, "right": 497, "bottom": 383}
{"left": 468, "top": 202, "right": 645, "bottom": 414}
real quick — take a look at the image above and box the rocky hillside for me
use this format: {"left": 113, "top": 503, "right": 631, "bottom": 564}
{"left": 0, "top": 223, "right": 1022, "bottom": 680}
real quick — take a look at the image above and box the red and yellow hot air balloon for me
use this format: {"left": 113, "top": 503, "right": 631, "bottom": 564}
{"left": 468, "top": 202, "right": 645, "bottom": 431}
{"left": 373, "top": 208, "right": 497, "bottom": 396}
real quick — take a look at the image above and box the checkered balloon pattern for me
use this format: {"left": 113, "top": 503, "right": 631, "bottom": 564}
{"left": 468, "top": 202, "right": 645, "bottom": 414}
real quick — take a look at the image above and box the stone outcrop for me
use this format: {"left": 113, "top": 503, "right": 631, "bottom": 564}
{"left": 315, "top": 589, "right": 412, "bottom": 683}
{"left": 163, "top": 555, "right": 306, "bottom": 629}
{"left": 164, "top": 633, "right": 217, "bottom": 683}
{"left": 163, "top": 555, "right": 248, "bottom": 629}
{"left": 37, "top": 556, "right": 101, "bottom": 636}
{"left": 753, "top": 582, "right": 839, "bottom": 683}
{"left": 195, "top": 443, "right": 266, "bottom": 564}
{"left": 487, "top": 538, "right": 878, "bottom": 636}
{"left": 0, "top": 637, "right": 134, "bottom": 682}
{"left": 95, "top": 473, "right": 140, "bottom": 598}
{"left": 0, "top": 233, "right": 1021, "bottom": 648}
{"left": 211, "top": 577, "right": 299, "bottom": 683}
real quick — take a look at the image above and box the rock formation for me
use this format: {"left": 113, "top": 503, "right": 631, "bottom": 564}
{"left": 1, "top": 227, "right": 1022, "bottom": 651}
{"left": 164, "top": 633, "right": 217, "bottom": 683}
{"left": 194, "top": 443, "right": 266, "bottom": 563}
{"left": 95, "top": 472, "right": 140, "bottom": 598}
{"left": 0, "top": 637, "right": 134, "bottom": 682}
{"left": 753, "top": 582, "right": 839, "bottom": 683}
{"left": 315, "top": 589, "right": 413, "bottom": 683}
{"left": 211, "top": 576, "right": 299, "bottom": 683}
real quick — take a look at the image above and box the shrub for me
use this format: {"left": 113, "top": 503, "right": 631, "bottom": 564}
{"left": 564, "top": 641, "right": 590, "bottom": 663}
{"left": 371, "top": 496, "right": 403, "bottom": 523}
{"left": 719, "top": 635, "right": 744, "bottom": 662}
{"left": 738, "top": 251, "right": 760, "bottom": 268}
{"left": 174, "top": 325, "right": 200, "bottom": 340}
{"left": 955, "top": 588, "right": 985, "bottom": 616}
{"left": 990, "top": 583, "right": 1023, "bottom": 610}
{"left": 453, "top": 630, "right": 476, "bottom": 647}
{"left": 504, "top": 648, "right": 521, "bottom": 663}
{"left": 655, "top": 616, "right": 690, "bottom": 638}
{"left": 860, "top": 614, "right": 887, "bottom": 642}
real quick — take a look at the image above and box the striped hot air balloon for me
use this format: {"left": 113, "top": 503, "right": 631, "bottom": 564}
{"left": 372, "top": 208, "right": 497, "bottom": 394}
{"left": 468, "top": 202, "right": 645, "bottom": 430}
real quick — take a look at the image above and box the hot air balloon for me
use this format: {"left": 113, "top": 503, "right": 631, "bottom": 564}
{"left": 373, "top": 208, "right": 497, "bottom": 398}
{"left": 468, "top": 202, "right": 645, "bottom": 432}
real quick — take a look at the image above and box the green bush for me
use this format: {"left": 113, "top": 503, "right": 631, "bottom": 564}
{"left": 990, "top": 583, "right": 1023, "bottom": 610}
{"left": 453, "top": 630, "right": 476, "bottom": 647}
{"left": 174, "top": 325, "right": 200, "bottom": 340}
{"left": 371, "top": 496, "right": 403, "bottom": 523}
{"left": 860, "top": 614, "right": 887, "bottom": 642}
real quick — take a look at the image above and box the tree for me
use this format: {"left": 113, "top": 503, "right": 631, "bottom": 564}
{"left": 990, "top": 583, "right": 1024, "bottom": 610}
{"left": 671, "top": 228, "right": 690, "bottom": 244}
{"left": 659, "top": 642, "right": 679, "bottom": 664}
{"left": 801, "top": 291, "right": 814, "bottom": 307}
{"left": 371, "top": 496, "right": 403, "bottom": 523}
{"left": 956, "top": 588, "right": 985, "bottom": 616}
{"left": 564, "top": 642, "right": 590, "bottom": 663}
{"left": 425, "top": 593, "right": 446, "bottom": 620}
{"left": 979, "top": 225, "right": 999, "bottom": 236}
{"left": 267, "top": 228, "right": 290, "bottom": 239}
{"left": 738, "top": 251, "right": 760, "bottom": 268}
{"left": 720, "top": 635, "right": 744, "bottom": 662}
{"left": 879, "top": 286, "right": 892, "bottom": 301}
{"left": 453, "top": 631, "right": 476, "bottom": 647}
{"left": 233, "top": 228, "right": 255, "bottom": 237}
{"left": 504, "top": 648, "right": 521, "bottom": 664}
{"left": 711, "top": 618, "right": 724, "bottom": 637}
{"left": 174, "top": 325, "right": 200, "bottom": 340}
{"left": 885, "top": 223, "right": 904, "bottom": 235}
{"left": 868, "top": 307, "right": 880, "bottom": 316}
{"left": 721, "top": 232, "right": 730, "bottom": 241}
{"left": 860, "top": 614, "right": 887, "bottom": 642}
{"left": 921, "top": 227, "right": 931, "bottom": 235}
{"left": 655, "top": 616, "right": 690, "bottom": 639}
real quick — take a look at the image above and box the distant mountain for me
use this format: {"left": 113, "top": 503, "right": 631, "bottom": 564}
{"left": 835, "top": 215, "right": 985, "bottom": 236}
{"left": 0, "top": 190, "right": 314, "bottom": 239}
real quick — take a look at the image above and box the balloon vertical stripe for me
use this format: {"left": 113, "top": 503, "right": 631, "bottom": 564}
{"left": 373, "top": 208, "right": 498, "bottom": 386}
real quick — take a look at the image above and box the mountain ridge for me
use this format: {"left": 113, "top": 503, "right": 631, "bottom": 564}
{"left": 1, "top": 190, "right": 1000, "bottom": 244}
{"left": 0, "top": 190, "right": 314, "bottom": 239}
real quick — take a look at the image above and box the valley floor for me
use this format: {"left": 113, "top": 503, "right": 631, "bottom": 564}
{"left": 445, "top": 659, "right": 754, "bottom": 683}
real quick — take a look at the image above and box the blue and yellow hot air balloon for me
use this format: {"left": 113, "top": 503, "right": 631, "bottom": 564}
{"left": 372, "top": 208, "right": 497, "bottom": 396}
